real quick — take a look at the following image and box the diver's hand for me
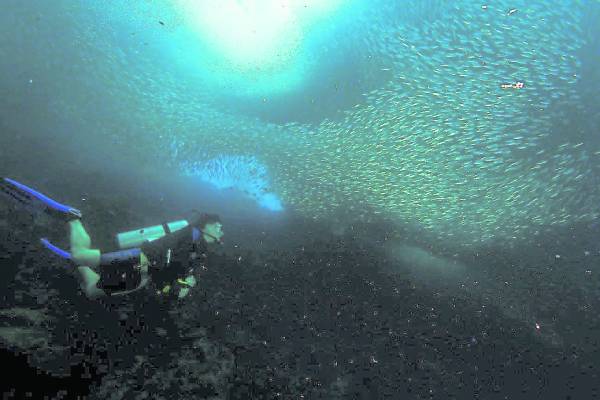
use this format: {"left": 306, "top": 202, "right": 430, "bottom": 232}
{"left": 176, "top": 275, "right": 197, "bottom": 299}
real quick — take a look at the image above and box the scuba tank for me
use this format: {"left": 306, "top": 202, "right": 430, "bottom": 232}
{"left": 116, "top": 219, "right": 189, "bottom": 249}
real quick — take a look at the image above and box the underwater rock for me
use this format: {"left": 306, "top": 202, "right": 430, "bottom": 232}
{"left": 0, "top": 326, "right": 48, "bottom": 349}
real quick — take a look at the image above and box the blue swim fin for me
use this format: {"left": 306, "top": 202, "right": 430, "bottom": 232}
{"left": 1, "top": 178, "right": 81, "bottom": 261}
{"left": 0, "top": 178, "right": 82, "bottom": 220}
{"left": 40, "top": 238, "right": 72, "bottom": 260}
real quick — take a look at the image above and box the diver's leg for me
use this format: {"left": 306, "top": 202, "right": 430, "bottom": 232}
{"left": 69, "top": 220, "right": 104, "bottom": 298}
{"left": 76, "top": 266, "right": 106, "bottom": 298}
{"left": 69, "top": 220, "right": 100, "bottom": 268}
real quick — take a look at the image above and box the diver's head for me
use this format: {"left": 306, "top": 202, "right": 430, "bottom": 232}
{"left": 189, "top": 212, "right": 223, "bottom": 244}
{"left": 202, "top": 221, "right": 224, "bottom": 244}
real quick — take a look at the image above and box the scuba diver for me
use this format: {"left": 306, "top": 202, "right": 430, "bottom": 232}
{"left": 0, "top": 177, "right": 224, "bottom": 300}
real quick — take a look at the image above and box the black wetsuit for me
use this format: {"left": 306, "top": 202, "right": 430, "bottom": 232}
{"left": 142, "top": 224, "right": 207, "bottom": 294}
{"left": 97, "top": 225, "right": 206, "bottom": 297}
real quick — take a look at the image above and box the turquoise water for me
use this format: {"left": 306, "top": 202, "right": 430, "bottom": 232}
{"left": 1, "top": 2, "right": 600, "bottom": 397}
{"left": 2, "top": 0, "right": 599, "bottom": 246}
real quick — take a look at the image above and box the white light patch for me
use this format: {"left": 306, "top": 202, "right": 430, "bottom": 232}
{"left": 176, "top": 0, "right": 342, "bottom": 71}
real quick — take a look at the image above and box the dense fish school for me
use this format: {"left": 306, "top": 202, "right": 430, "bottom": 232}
{"left": 171, "top": 1, "right": 597, "bottom": 244}
{"left": 26, "top": 0, "right": 598, "bottom": 245}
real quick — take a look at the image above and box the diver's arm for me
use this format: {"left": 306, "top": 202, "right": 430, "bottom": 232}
{"left": 176, "top": 274, "right": 197, "bottom": 299}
